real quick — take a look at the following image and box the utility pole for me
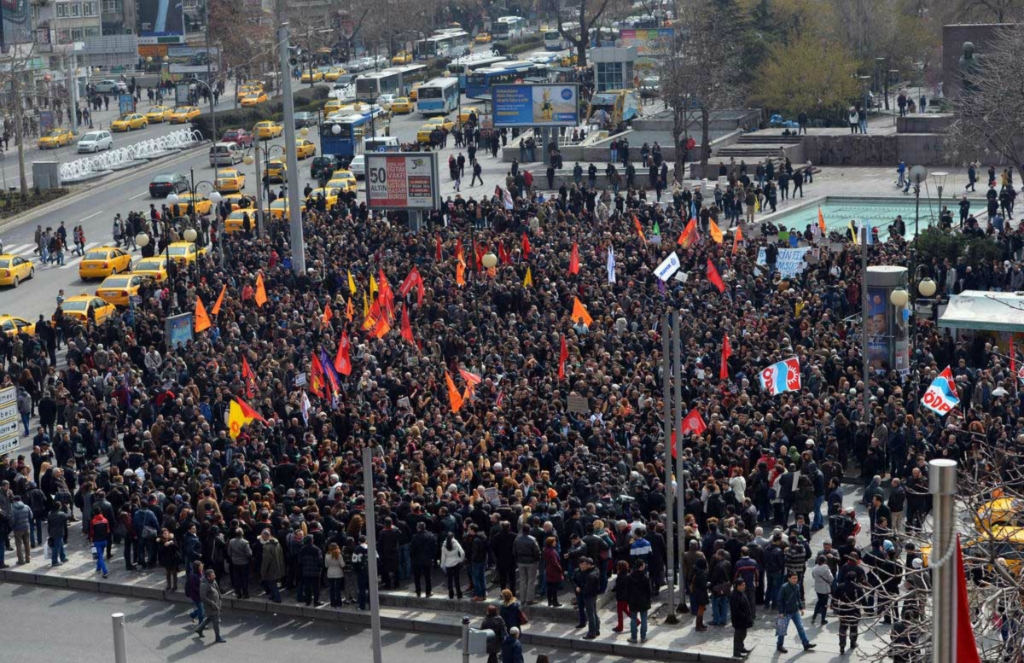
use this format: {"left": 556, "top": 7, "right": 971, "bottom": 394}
{"left": 661, "top": 312, "right": 677, "bottom": 623}
{"left": 362, "top": 447, "right": 384, "bottom": 663}
{"left": 278, "top": 22, "right": 306, "bottom": 274}
{"left": 672, "top": 308, "right": 685, "bottom": 571}
{"left": 204, "top": 0, "right": 217, "bottom": 142}
{"left": 860, "top": 226, "right": 870, "bottom": 421}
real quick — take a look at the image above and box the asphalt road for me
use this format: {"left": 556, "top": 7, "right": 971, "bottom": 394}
{"left": 0, "top": 582, "right": 649, "bottom": 663}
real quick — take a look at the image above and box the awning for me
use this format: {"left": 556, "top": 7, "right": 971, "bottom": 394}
{"left": 938, "top": 290, "right": 1024, "bottom": 332}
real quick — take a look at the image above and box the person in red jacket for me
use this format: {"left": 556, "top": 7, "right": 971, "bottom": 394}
{"left": 89, "top": 506, "right": 110, "bottom": 578}
{"left": 543, "top": 536, "right": 563, "bottom": 607}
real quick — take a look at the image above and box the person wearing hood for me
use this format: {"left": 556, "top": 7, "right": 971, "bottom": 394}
{"left": 501, "top": 626, "right": 524, "bottom": 663}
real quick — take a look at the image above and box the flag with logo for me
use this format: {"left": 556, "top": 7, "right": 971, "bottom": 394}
{"left": 758, "top": 357, "right": 802, "bottom": 396}
{"left": 241, "top": 356, "right": 258, "bottom": 399}
{"left": 921, "top": 366, "right": 959, "bottom": 416}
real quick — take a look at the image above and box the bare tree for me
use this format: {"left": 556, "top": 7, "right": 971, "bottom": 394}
{"left": 0, "top": 42, "right": 42, "bottom": 197}
{"left": 946, "top": 24, "right": 1024, "bottom": 168}
{"left": 556, "top": 0, "right": 623, "bottom": 68}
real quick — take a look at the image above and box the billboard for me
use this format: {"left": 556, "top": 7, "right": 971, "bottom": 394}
{"left": 2, "top": 0, "right": 32, "bottom": 45}
{"left": 492, "top": 84, "right": 580, "bottom": 128}
{"left": 618, "top": 28, "right": 675, "bottom": 55}
{"left": 137, "top": 0, "right": 185, "bottom": 37}
{"left": 0, "top": 386, "right": 18, "bottom": 456}
{"left": 366, "top": 152, "right": 440, "bottom": 211}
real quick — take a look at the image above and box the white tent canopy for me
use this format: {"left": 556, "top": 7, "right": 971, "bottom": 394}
{"left": 938, "top": 290, "right": 1024, "bottom": 332}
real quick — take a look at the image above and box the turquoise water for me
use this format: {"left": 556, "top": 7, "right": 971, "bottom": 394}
{"left": 767, "top": 197, "right": 944, "bottom": 237}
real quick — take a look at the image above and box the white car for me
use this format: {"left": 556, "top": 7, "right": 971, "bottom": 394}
{"left": 349, "top": 154, "right": 365, "bottom": 179}
{"left": 77, "top": 130, "right": 113, "bottom": 153}
{"left": 93, "top": 79, "right": 127, "bottom": 94}
{"left": 376, "top": 94, "right": 396, "bottom": 110}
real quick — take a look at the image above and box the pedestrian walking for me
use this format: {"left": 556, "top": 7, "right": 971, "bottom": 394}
{"left": 810, "top": 554, "right": 834, "bottom": 625}
{"left": 730, "top": 579, "right": 755, "bottom": 658}
{"left": 195, "top": 568, "right": 227, "bottom": 643}
{"left": 775, "top": 571, "right": 816, "bottom": 653}
{"left": 626, "top": 559, "right": 652, "bottom": 644}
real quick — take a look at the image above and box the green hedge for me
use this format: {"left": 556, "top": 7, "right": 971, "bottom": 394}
{"left": 190, "top": 86, "right": 329, "bottom": 139}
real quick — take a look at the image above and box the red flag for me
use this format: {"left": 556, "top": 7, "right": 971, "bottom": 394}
{"left": 955, "top": 535, "right": 982, "bottom": 663}
{"left": 706, "top": 258, "right": 726, "bottom": 293}
{"left": 234, "top": 396, "right": 268, "bottom": 424}
{"left": 459, "top": 368, "right": 482, "bottom": 385}
{"left": 681, "top": 408, "right": 707, "bottom": 436}
{"left": 399, "top": 267, "right": 425, "bottom": 307}
{"left": 568, "top": 242, "right": 580, "bottom": 275}
{"left": 309, "top": 354, "right": 326, "bottom": 398}
{"left": 558, "top": 334, "right": 568, "bottom": 380}
{"left": 334, "top": 331, "right": 352, "bottom": 376}
{"left": 401, "top": 305, "right": 415, "bottom": 344}
{"left": 474, "top": 240, "right": 485, "bottom": 271}
{"left": 720, "top": 334, "right": 732, "bottom": 380}
{"left": 633, "top": 215, "right": 646, "bottom": 243}
{"left": 241, "top": 356, "right": 258, "bottom": 399}
{"left": 522, "top": 233, "right": 531, "bottom": 260}
{"left": 435, "top": 234, "right": 443, "bottom": 262}
{"left": 498, "top": 241, "right": 511, "bottom": 265}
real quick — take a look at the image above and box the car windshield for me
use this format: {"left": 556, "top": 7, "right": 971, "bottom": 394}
{"left": 174, "top": 107, "right": 189, "bottom": 113}
{"left": 152, "top": 175, "right": 174, "bottom": 183}
{"left": 223, "top": 131, "right": 238, "bottom": 137}
{"left": 118, "top": 115, "right": 133, "bottom": 121}
{"left": 85, "top": 250, "right": 109, "bottom": 260}
{"left": 45, "top": 130, "right": 62, "bottom": 137}
{"left": 137, "top": 259, "right": 164, "bottom": 270}
{"left": 101, "top": 277, "right": 131, "bottom": 288}
{"left": 218, "top": 170, "right": 237, "bottom": 177}
{"left": 82, "top": 133, "right": 103, "bottom": 141}
{"left": 63, "top": 301, "right": 89, "bottom": 311}
{"left": 167, "top": 246, "right": 192, "bottom": 256}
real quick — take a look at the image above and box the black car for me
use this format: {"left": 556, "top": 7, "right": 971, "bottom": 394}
{"left": 294, "top": 112, "right": 316, "bottom": 128}
{"left": 149, "top": 173, "right": 189, "bottom": 197}
{"left": 310, "top": 155, "right": 345, "bottom": 181}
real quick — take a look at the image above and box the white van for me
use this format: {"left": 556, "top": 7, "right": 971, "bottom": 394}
{"left": 363, "top": 136, "right": 400, "bottom": 153}
{"left": 209, "top": 142, "right": 243, "bottom": 166}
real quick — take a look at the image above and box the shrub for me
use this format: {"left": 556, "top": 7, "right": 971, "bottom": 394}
{"left": 190, "top": 86, "right": 330, "bottom": 139}
{"left": 915, "top": 226, "right": 1002, "bottom": 269}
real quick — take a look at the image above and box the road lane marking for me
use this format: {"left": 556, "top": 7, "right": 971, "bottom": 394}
{"left": 129, "top": 192, "right": 148, "bottom": 200}
{"left": 78, "top": 211, "right": 103, "bottom": 223}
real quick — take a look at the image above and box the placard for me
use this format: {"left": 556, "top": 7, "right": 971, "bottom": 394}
{"left": 567, "top": 394, "right": 590, "bottom": 414}
{"left": 654, "top": 252, "right": 681, "bottom": 281}
{"left": 166, "top": 312, "right": 194, "bottom": 349}
{"left": 755, "top": 247, "right": 814, "bottom": 279}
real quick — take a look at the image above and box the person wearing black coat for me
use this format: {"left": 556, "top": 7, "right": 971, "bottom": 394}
{"left": 410, "top": 522, "right": 437, "bottom": 597}
{"left": 297, "top": 536, "right": 324, "bottom": 606}
{"left": 730, "top": 579, "right": 755, "bottom": 657}
{"left": 377, "top": 518, "right": 401, "bottom": 589}
{"left": 481, "top": 605, "right": 508, "bottom": 663}
{"left": 626, "top": 561, "right": 653, "bottom": 643}
{"left": 491, "top": 521, "right": 518, "bottom": 592}
{"left": 691, "top": 557, "right": 710, "bottom": 631}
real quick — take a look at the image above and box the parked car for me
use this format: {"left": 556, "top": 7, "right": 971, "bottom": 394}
{"left": 149, "top": 173, "right": 190, "bottom": 197}
{"left": 293, "top": 112, "right": 317, "bottom": 128}
{"left": 93, "top": 79, "right": 126, "bottom": 94}
{"left": 221, "top": 128, "right": 254, "bottom": 147}
{"left": 349, "top": 154, "right": 365, "bottom": 179}
{"left": 311, "top": 154, "right": 346, "bottom": 181}
{"left": 77, "top": 130, "right": 113, "bottom": 153}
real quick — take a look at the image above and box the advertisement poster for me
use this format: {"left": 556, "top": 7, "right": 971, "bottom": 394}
{"left": 492, "top": 84, "right": 580, "bottom": 127}
{"left": 119, "top": 94, "right": 136, "bottom": 114}
{"left": 2, "top": 0, "right": 32, "bottom": 45}
{"left": 137, "top": 0, "right": 185, "bottom": 37}
{"left": 893, "top": 297, "right": 910, "bottom": 377}
{"left": 618, "top": 28, "right": 675, "bottom": 55}
{"left": 39, "top": 110, "right": 55, "bottom": 135}
{"left": 167, "top": 46, "right": 219, "bottom": 74}
{"left": 0, "top": 386, "right": 18, "bottom": 456}
{"left": 166, "top": 312, "right": 194, "bottom": 348}
{"left": 366, "top": 153, "right": 439, "bottom": 210}
{"left": 866, "top": 286, "right": 890, "bottom": 374}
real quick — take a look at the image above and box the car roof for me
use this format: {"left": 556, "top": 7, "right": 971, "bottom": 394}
{"left": 86, "top": 245, "right": 120, "bottom": 252}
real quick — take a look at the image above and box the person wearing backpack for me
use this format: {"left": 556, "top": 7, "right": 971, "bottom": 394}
{"left": 89, "top": 505, "right": 110, "bottom": 578}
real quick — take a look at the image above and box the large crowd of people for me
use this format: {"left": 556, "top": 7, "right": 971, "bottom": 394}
{"left": 0, "top": 156, "right": 1007, "bottom": 658}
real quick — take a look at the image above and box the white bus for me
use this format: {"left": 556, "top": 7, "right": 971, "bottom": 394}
{"left": 355, "top": 70, "right": 403, "bottom": 101}
{"left": 414, "top": 30, "right": 471, "bottom": 60}
{"left": 446, "top": 54, "right": 507, "bottom": 90}
{"left": 416, "top": 77, "right": 460, "bottom": 115}
{"left": 543, "top": 22, "right": 577, "bottom": 50}
{"left": 494, "top": 16, "right": 525, "bottom": 40}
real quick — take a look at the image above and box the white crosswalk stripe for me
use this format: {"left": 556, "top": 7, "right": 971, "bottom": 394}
{"left": 57, "top": 242, "right": 101, "bottom": 269}
{"left": 3, "top": 243, "right": 37, "bottom": 257}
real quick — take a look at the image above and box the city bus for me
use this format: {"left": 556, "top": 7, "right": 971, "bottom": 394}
{"left": 355, "top": 70, "right": 403, "bottom": 101}
{"left": 465, "top": 61, "right": 551, "bottom": 100}
{"left": 416, "top": 77, "right": 460, "bottom": 115}
{"left": 543, "top": 22, "right": 577, "bottom": 50}
{"left": 493, "top": 16, "right": 525, "bottom": 40}
{"left": 446, "top": 54, "right": 508, "bottom": 90}
{"left": 414, "top": 30, "right": 471, "bottom": 60}
{"left": 592, "top": 27, "right": 620, "bottom": 46}
{"left": 392, "top": 64, "right": 429, "bottom": 93}
{"left": 319, "top": 109, "right": 390, "bottom": 159}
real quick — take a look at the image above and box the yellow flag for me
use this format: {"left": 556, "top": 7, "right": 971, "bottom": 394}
{"left": 709, "top": 220, "right": 724, "bottom": 244}
{"left": 370, "top": 274, "right": 378, "bottom": 300}
{"left": 194, "top": 296, "right": 211, "bottom": 332}
{"left": 523, "top": 266, "right": 533, "bottom": 288}
{"left": 348, "top": 271, "right": 357, "bottom": 295}
{"left": 227, "top": 399, "right": 254, "bottom": 439}
{"left": 363, "top": 291, "right": 369, "bottom": 318}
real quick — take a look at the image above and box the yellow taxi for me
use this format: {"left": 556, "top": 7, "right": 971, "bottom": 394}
{"left": 169, "top": 106, "right": 201, "bottom": 124}
{"left": 145, "top": 106, "right": 173, "bottom": 123}
{"left": 266, "top": 157, "right": 287, "bottom": 182}
{"left": 323, "top": 67, "right": 346, "bottom": 82}
{"left": 38, "top": 128, "right": 74, "bottom": 149}
{"left": 417, "top": 123, "right": 445, "bottom": 144}
{"left": 324, "top": 99, "right": 345, "bottom": 116}
{"left": 390, "top": 97, "right": 414, "bottom": 114}
{"left": 237, "top": 85, "right": 261, "bottom": 102}
{"left": 426, "top": 116, "right": 455, "bottom": 132}
{"left": 78, "top": 246, "right": 132, "bottom": 280}
{"left": 254, "top": 121, "right": 283, "bottom": 139}
{"left": 218, "top": 193, "right": 251, "bottom": 211}
{"left": 172, "top": 192, "right": 213, "bottom": 215}
{"left": 475, "top": 32, "right": 492, "bottom": 43}
{"left": 300, "top": 69, "right": 324, "bottom": 83}
{"left": 111, "top": 113, "right": 148, "bottom": 132}
{"left": 95, "top": 274, "right": 152, "bottom": 307}
{"left": 215, "top": 169, "right": 246, "bottom": 193}
{"left": 166, "top": 241, "right": 207, "bottom": 266}
{"left": 327, "top": 171, "right": 357, "bottom": 193}
{"left": 0, "top": 254, "right": 35, "bottom": 287}
{"left": 269, "top": 199, "right": 290, "bottom": 219}
{"left": 391, "top": 51, "right": 412, "bottom": 65}
{"left": 295, "top": 139, "right": 316, "bottom": 159}
{"left": 61, "top": 295, "right": 117, "bottom": 325}
{"left": 240, "top": 91, "right": 269, "bottom": 107}
{"left": 306, "top": 187, "right": 339, "bottom": 208}
{"left": 131, "top": 256, "right": 169, "bottom": 282}
{"left": 0, "top": 315, "right": 35, "bottom": 337}
{"left": 975, "top": 497, "right": 1024, "bottom": 531}
{"left": 224, "top": 208, "right": 260, "bottom": 234}
{"left": 409, "top": 83, "right": 423, "bottom": 101}
{"left": 458, "top": 106, "right": 481, "bottom": 124}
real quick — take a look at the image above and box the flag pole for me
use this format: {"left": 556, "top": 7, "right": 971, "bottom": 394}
{"left": 929, "top": 458, "right": 957, "bottom": 663}
{"left": 661, "top": 312, "right": 678, "bottom": 623}
{"left": 672, "top": 310, "right": 685, "bottom": 576}
{"left": 860, "top": 226, "right": 871, "bottom": 423}
{"left": 363, "top": 447, "right": 384, "bottom": 663}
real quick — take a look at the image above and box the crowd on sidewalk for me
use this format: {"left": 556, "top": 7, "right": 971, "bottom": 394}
{"left": 0, "top": 155, "right": 1013, "bottom": 659}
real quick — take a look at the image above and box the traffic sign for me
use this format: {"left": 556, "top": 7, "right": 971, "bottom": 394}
{"left": 0, "top": 386, "right": 19, "bottom": 456}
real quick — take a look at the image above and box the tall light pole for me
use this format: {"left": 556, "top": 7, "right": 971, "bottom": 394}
{"left": 929, "top": 459, "right": 958, "bottom": 663}
{"left": 661, "top": 312, "right": 677, "bottom": 622}
{"left": 362, "top": 447, "right": 384, "bottom": 663}
{"left": 203, "top": 0, "right": 217, "bottom": 141}
{"left": 278, "top": 22, "right": 306, "bottom": 275}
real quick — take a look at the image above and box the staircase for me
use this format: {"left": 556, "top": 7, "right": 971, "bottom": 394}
{"left": 713, "top": 134, "right": 804, "bottom": 160}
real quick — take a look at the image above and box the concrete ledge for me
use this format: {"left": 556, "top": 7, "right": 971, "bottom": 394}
{"left": 102, "top": 581, "right": 134, "bottom": 596}
{"left": 35, "top": 574, "right": 70, "bottom": 589}
{"left": 128, "top": 584, "right": 166, "bottom": 600}
{"left": 66, "top": 578, "right": 102, "bottom": 593}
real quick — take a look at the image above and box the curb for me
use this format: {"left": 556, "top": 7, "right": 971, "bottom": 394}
{"left": 0, "top": 567, "right": 737, "bottom": 662}
{"left": 0, "top": 141, "right": 211, "bottom": 232}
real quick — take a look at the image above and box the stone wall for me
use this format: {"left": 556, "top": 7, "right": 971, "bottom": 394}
{"left": 896, "top": 114, "right": 954, "bottom": 134}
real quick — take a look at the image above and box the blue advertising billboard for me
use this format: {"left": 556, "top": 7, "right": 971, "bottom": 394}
{"left": 492, "top": 83, "right": 580, "bottom": 128}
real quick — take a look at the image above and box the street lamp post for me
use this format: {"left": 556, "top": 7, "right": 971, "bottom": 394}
{"left": 932, "top": 171, "right": 949, "bottom": 222}
{"left": 190, "top": 77, "right": 217, "bottom": 142}
{"left": 168, "top": 168, "right": 222, "bottom": 268}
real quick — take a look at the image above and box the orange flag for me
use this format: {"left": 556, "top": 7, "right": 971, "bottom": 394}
{"left": 322, "top": 301, "right": 333, "bottom": 326}
{"left": 818, "top": 207, "right": 827, "bottom": 234}
{"left": 633, "top": 215, "right": 646, "bottom": 243}
{"left": 568, "top": 242, "right": 580, "bottom": 275}
{"left": 211, "top": 285, "right": 226, "bottom": 315}
{"left": 678, "top": 218, "right": 697, "bottom": 248}
{"left": 456, "top": 261, "right": 466, "bottom": 287}
{"left": 571, "top": 297, "right": 593, "bottom": 326}
{"left": 709, "top": 219, "right": 724, "bottom": 244}
{"left": 732, "top": 226, "right": 744, "bottom": 255}
{"left": 445, "top": 372, "right": 464, "bottom": 413}
{"left": 345, "top": 297, "right": 354, "bottom": 321}
{"left": 254, "top": 273, "right": 267, "bottom": 308}
{"left": 194, "top": 296, "right": 211, "bottom": 332}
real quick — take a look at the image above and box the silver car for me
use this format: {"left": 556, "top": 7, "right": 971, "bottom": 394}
{"left": 77, "top": 130, "right": 113, "bottom": 153}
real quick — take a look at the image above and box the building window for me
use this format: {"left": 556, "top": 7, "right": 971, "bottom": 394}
{"left": 57, "top": 28, "right": 71, "bottom": 43}
{"left": 56, "top": 2, "right": 69, "bottom": 18}
{"left": 70, "top": 2, "right": 81, "bottom": 16}
{"left": 84, "top": 26, "right": 100, "bottom": 36}
{"left": 102, "top": 0, "right": 122, "bottom": 11}
{"left": 71, "top": 27, "right": 84, "bottom": 40}
{"left": 83, "top": 1, "right": 97, "bottom": 16}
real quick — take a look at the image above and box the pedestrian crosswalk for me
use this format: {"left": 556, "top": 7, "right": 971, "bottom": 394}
{"left": 1, "top": 241, "right": 144, "bottom": 271}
